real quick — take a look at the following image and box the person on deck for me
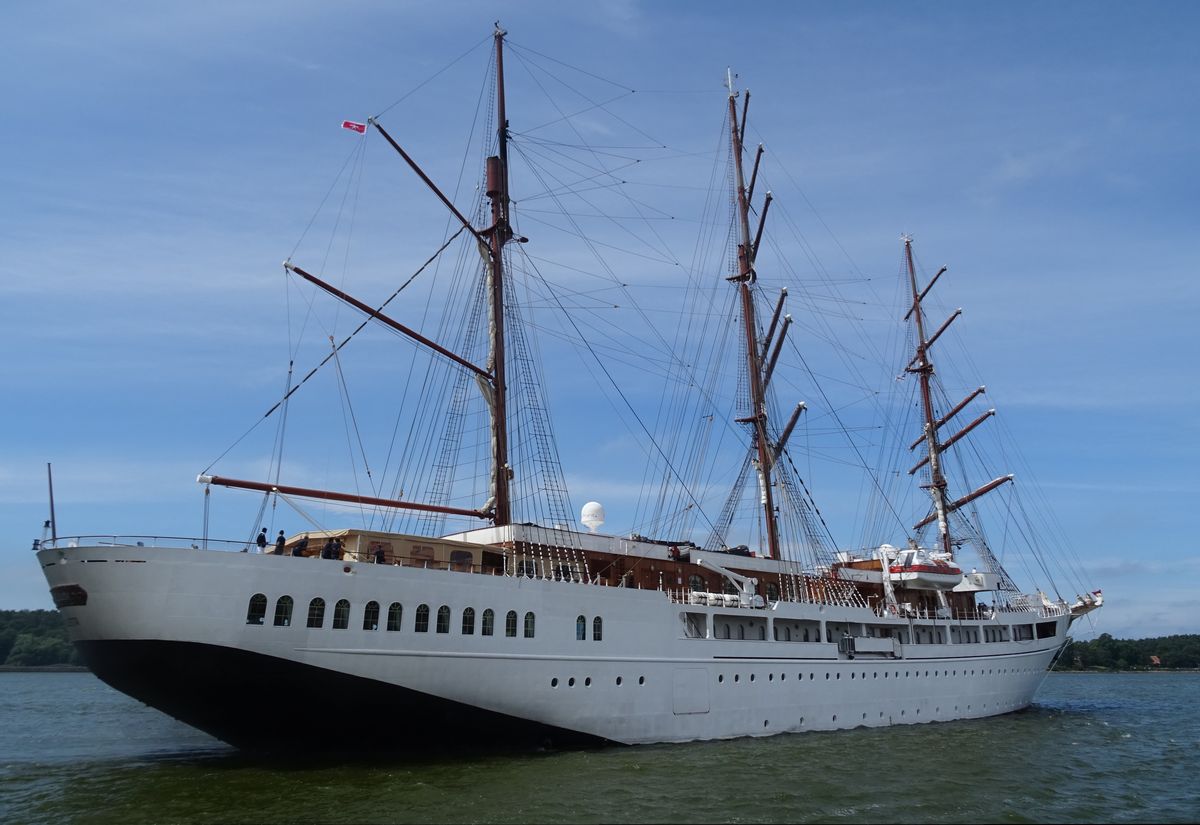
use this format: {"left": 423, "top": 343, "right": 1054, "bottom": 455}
{"left": 256, "top": 529, "right": 268, "bottom": 552}
{"left": 321, "top": 538, "right": 335, "bottom": 560}
{"left": 274, "top": 530, "right": 286, "bottom": 555}
{"left": 373, "top": 545, "right": 386, "bottom": 564}
{"left": 293, "top": 535, "right": 308, "bottom": 557}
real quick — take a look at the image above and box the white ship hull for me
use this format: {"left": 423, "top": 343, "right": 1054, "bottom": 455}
{"left": 38, "top": 539, "right": 1070, "bottom": 751}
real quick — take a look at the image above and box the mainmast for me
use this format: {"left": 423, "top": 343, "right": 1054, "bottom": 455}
{"left": 727, "top": 72, "right": 780, "bottom": 560}
{"left": 485, "top": 24, "right": 513, "bottom": 527}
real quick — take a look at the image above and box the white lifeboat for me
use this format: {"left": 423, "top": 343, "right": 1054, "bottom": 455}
{"left": 888, "top": 548, "right": 963, "bottom": 590}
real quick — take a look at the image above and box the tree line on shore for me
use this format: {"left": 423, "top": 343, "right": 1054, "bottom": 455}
{"left": 1, "top": 609, "right": 1196, "bottom": 670}
{"left": 1054, "top": 633, "right": 1200, "bottom": 671}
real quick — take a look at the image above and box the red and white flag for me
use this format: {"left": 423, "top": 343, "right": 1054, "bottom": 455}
{"left": 341, "top": 120, "right": 367, "bottom": 134}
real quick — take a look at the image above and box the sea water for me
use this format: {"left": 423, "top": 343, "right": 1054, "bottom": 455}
{"left": 1, "top": 671, "right": 1196, "bottom": 824}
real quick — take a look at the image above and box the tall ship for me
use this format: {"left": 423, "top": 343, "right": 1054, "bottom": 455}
{"left": 35, "top": 28, "right": 1101, "bottom": 751}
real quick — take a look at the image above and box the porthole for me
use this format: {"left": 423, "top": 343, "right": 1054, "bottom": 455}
{"left": 551, "top": 678, "right": 559, "bottom": 688}
{"left": 718, "top": 674, "right": 724, "bottom": 683}
{"left": 638, "top": 676, "right": 645, "bottom": 685}
{"left": 616, "top": 676, "right": 623, "bottom": 686}
{"left": 750, "top": 673, "right": 756, "bottom": 682}
{"left": 763, "top": 720, "right": 769, "bottom": 728}
{"left": 781, "top": 673, "right": 786, "bottom": 682}
{"left": 734, "top": 674, "right": 740, "bottom": 683}
{"left": 832, "top": 715, "right": 838, "bottom": 722}
{"left": 825, "top": 673, "right": 830, "bottom": 680}
{"left": 585, "top": 677, "right": 592, "bottom": 687}
{"left": 568, "top": 677, "right": 575, "bottom": 687}
{"left": 768, "top": 673, "right": 774, "bottom": 682}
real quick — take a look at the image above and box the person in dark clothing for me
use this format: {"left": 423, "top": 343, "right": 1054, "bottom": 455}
{"left": 321, "top": 538, "right": 335, "bottom": 559}
{"left": 293, "top": 535, "right": 308, "bottom": 557}
{"left": 256, "top": 528, "right": 268, "bottom": 552}
{"left": 373, "top": 545, "right": 386, "bottom": 564}
{"left": 274, "top": 530, "right": 286, "bottom": 555}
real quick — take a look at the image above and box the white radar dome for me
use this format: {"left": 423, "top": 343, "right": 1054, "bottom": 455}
{"left": 581, "top": 501, "right": 605, "bottom": 532}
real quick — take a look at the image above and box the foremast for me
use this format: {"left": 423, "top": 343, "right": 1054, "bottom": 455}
{"left": 902, "top": 236, "right": 1012, "bottom": 560}
{"left": 726, "top": 73, "right": 780, "bottom": 560}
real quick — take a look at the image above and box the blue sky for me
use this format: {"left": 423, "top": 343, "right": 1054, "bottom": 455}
{"left": 2, "top": 1, "right": 1197, "bottom": 640}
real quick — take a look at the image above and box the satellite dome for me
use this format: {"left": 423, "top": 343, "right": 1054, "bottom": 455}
{"left": 581, "top": 501, "right": 605, "bottom": 532}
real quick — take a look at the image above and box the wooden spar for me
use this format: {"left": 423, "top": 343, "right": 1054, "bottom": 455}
{"left": 904, "top": 237, "right": 954, "bottom": 557}
{"left": 760, "top": 287, "right": 787, "bottom": 362}
{"left": 904, "top": 308, "right": 962, "bottom": 372}
{"left": 909, "top": 385, "right": 987, "bottom": 450}
{"left": 746, "top": 144, "right": 764, "bottom": 203}
{"left": 904, "top": 264, "right": 948, "bottom": 321}
{"left": 487, "top": 25, "right": 513, "bottom": 527}
{"left": 909, "top": 408, "right": 995, "bottom": 474}
{"left": 727, "top": 73, "right": 780, "bottom": 560}
{"left": 913, "top": 474, "right": 1014, "bottom": 531}
{"left": 761, "top": 314, "right": 791, "bottom": 392}
{"left": 751, "top": 191, "right": 773, "bottom": 262}
{"left": 368, "top": 119, "right": 484, "bottom": 243}
{"left": 773, "top": 401, "right": 807, "bottom": 461}
{"left": 197, "top": 474, "right": 488, "bottom": 519}
{"left": 285, "top": 263, "right": 490, "bottom": 379}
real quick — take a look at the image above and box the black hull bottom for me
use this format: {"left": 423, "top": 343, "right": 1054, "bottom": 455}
{"left": 76, "top": 640, "right": 607, "bottom": 754}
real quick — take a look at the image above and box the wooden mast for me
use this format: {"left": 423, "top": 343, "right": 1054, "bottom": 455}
{"left": 727, "top": 72, "right": 780, "bottom": 560}
{"left": 486, "top": 24, "right": 513, "bottom": 527}
{"left": 904, "top": 236, "right": 954, "bottom": 557}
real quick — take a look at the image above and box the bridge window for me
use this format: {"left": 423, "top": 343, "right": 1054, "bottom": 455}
{"left": 246, "top": 593, "right": 267, "bottom": 625}
{"left": 307, "top": 598, "right": 325, "bottom": 628}
{"left": 437, "top": 605, "right": 451, "bottom": 634}
{"left": 462, "top": 607, "right": 475, "bottom": 635}
{"left": 482, "top": 608, "right": 495, "bottom": 636}
{"left": 505, "top": 610, "right": 518, "bottom": 637}
{"left": 386, "top": 602, "right": 403, "bottom": 631}
{"left": 766, "top": 582, "right": 779, "bottom": 601}
{"left": 524, "top": 612, "right": 536, "bottom": 638}
{"left": 363, "top": 600, "right": 380, "bottom": 631}
{"left": 688, "top": 574, "right": 704, "bottom": 592}
{"left": 415, "top": 604, "right": 430, "bottom": 633}
{"left": 333, "top": 599, "right": 350, "bottom": 630}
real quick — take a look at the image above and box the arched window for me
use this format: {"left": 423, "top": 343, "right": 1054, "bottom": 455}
{"left": 273, "top": 596, "right": 293, "bottom": 627}
{"left": 482, "top": 608, "right": 494, "bottom": 636}
{"left": 246, "top": 593, "right": 267, "bottom": 625}
{"left": 505, "top": 610, "right": 518, "bottom": 638}
{"left": 524, "top": 612, "right": 535, "bottom": 638}
{"left": 436, "top": 605, "right": 451, "bottom": 634}
{"left": 766, "top": 582, "right": 779, "bottom": 601}
{"left": 576, "top": 615, "right": 586, "bottom": 641}
{"left": 415, "top": 604, "right": 430, "bottom": 633}
{"left": 333, "top": 599, "right": 350, "bottom": 630}
{"left": 307, "top": 598, "right": 325, "bottom": 628}
{"left": 738, "top": 624, "right": 746, "bottom": 640}
{"left": 593, "top": 616, "right": 603, "bottom": 641}
{"left": 386, "top": 602, "right": 403, "bottom": 631}
{"left": 758, "top": 625, "right": 766, "bottom": 640}
{"left": 362, "top": 601, "right": 380, "bottom": 631}
{"left": 462, "top": 607, "right": 475, "bottom": 635}
{"left": 688, "top": 574, "right": 704, "bottom": 592}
